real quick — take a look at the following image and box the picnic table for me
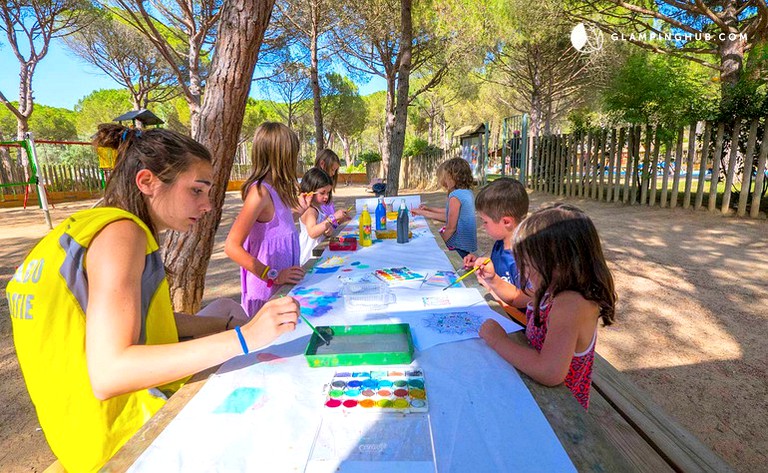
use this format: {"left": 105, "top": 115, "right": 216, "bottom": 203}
{"left": 101, "top": 196, "right": 732, "bottom": 472}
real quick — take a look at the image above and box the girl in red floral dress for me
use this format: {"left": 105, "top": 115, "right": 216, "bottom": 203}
{"left": 473, "top": 203, "right": 616, "bottom": 409}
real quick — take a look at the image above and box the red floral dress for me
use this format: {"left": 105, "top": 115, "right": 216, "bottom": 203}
{"left": 525, "top": 294, "right": 596, "bottom": 409}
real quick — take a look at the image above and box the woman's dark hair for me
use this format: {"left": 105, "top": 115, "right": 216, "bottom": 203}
{"left": 300, "top": 167, "right": 334, "bottom": 201}
{"left": 438, "top": 157, "right": 474, "bottom": 190}
{"left": 315, "top": 149, "right": 341, "bottom": 190}
{"left": 513, "top": 203, "right": 616, "bottom": 326}
{"left": 94, "top": 123, "right": 211, "bottom": 236}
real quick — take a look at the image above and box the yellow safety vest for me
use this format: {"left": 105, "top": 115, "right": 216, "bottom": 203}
{"left": 6, "top": 207, "right": 185, "bottom": 472}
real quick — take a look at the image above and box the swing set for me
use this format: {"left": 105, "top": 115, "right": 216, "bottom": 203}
{"left": 0, "top": 133, "right": 53, "bottom": 229}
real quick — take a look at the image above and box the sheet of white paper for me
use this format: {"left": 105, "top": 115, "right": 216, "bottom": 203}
{"left": 387, "top": 287, "right": 522, "bottom": 350}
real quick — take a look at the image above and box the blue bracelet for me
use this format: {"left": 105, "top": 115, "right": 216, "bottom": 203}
{"left": 234, "top": 326, "right": 249, "bottom": 355}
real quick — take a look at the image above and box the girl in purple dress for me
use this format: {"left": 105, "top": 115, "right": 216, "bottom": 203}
{"left": 225, "top": 123, "right": 311, "bottom": 316}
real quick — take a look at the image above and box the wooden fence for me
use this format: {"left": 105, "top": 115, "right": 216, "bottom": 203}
{"left": 0, "top": 159, "right": 105, "bottom": 195}
{"left": 528, "top": 118, "right": 768, "bottom": 218}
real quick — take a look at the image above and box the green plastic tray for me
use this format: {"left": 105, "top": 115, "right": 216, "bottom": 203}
{"left": 304, "top": 323, "right": 414, "bottom": 368}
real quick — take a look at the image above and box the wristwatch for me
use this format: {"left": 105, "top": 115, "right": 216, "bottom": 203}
{"left": 266, "top": 268, "right": 279, "bottom": 288}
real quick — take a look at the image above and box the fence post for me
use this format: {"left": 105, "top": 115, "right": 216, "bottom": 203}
{"left": 749, "top": 123, "right": 768, "bottom": 218}
{"left": 623, "top": 127, "right": 634, "bottom": 203}
{"left": 708, "top": 123, "right": 725, "bottom": 212}
{"left": 648, "top": 128, "right": 661, "bottom": 207}
{"left": 694, "top": 123, "right": 712, "bottom": 210}
{"left": 605, "top": 129, "right": 616, "bottom": 202}
{"left": 683, "top": 123, "right": 697, "bottom": 208}
{"left": 640, "top": 125, "right": 652, "bottom": 205}
{"left": 669, "top": 127, "right": 684, "bottom": 208}
{"left": 737, "top": 119, "right": 759, "bottom": 216}
{"left": 721, "top": 119, "right": 742, "bottom": 214}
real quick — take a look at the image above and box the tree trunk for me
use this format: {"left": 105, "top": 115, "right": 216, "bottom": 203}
{"left": 382, "top": 74, "right": 397, "bottom": 183}
{"left": 385, "top": 0, "right": 413, "bottom": 197}
{"left": 161, "top": 0, "right": 276, "bottom": 313}
{"left": 310, "top": 9, "right": 324, "bottom": 152}
{"left": 338, "top": 134, "right": 352, "bottom": 168}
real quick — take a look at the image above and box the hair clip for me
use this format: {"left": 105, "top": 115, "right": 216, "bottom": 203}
{"left": 121, "top": 129, "right": 129, "bottom": 142}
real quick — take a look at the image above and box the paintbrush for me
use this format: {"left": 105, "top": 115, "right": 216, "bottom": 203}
{"left": 443, "top": 258, "right": 490, "bottom": 291}
{"left": 299, "top": 312, "right": 330, "bottom": 345}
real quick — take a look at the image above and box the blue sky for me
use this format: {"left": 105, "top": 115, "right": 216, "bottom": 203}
{"left": 0, "top": 41, "right": 385, "bottom": 110}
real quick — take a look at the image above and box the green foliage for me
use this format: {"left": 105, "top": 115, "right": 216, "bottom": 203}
{"left": 75, "top": 89, "right": 134, "bottom": 138}
{"left": 343, "top": 163, "right": 366, "bottom": 173}
{"left": 57, "top": 145, "right": 98, "bottom": 166}
{"left": 357, "top": 150, "right": 382, "bottom": 163}
{"left": 404, "top": 136, "right": 441, "bottom": 157}
{"left": 719, "top": 78, "right": 767, "bottom": 121}
{"left": 566, "top": 109, "right": 602, "bottom": 135}
{"left": 242, "top": 98, "right": 282, "bottom": 140}
{"left": 322, "top": 73, "right": 367, "bottom": 139}
{"left": 603, "top": 52, "right": 717, "bottom": 127}
{"left": 0, "top": 103, "right": 78, "bottom": 140}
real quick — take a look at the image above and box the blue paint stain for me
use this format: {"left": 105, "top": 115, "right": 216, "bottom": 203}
{"left": 214, "top": 387, "right": 264, "bottom": 414}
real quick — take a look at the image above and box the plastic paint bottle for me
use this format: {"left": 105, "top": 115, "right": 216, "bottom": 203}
{"left": 375, "top": 197, "right": 387, "bottom": 231}
{"left": 359, "top": 204, "right": 372, "bottom": 247}
{"left": 396, "top": 199, "right": 409, "bottom": 244}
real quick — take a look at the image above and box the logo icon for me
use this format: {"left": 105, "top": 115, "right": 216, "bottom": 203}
{"left": 570, "top": 23, "right": 604, "bottom": 53}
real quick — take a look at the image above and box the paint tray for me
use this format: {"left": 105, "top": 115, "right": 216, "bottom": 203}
{"left": 304, "top": 323, "right": 414, "bottom": 368}
{"left": 340, "top": 279, "right": 395, "bottom": 311}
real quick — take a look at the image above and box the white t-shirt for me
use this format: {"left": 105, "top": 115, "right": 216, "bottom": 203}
{"left": 299, "top": 206, "right": 328, "bottom": 266}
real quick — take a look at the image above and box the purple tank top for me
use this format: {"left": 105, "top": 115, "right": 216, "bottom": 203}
{"left": 240, "top": 182, "right": 300, "bottom": 316}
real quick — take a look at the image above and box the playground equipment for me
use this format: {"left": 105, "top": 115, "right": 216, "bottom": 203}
{"left": 0, "top": 133, "right": 53, "bottom": 229}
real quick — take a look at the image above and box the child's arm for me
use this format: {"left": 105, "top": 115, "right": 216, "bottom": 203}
{"left": 475, "top": 259, "right": 531, "bottom": 307}
{"left": 301, "top": 207, "right": 333, "bottom": 239}
{"left": 225, "top": 185, "right": 272, "bottom": 277}
{"left": 84, "top": 220, "right": 300, "bottom": 400}
{"left": 480, "top": 292, "right": 593, "bottom": 386}
{"left": 440, "top": 196, "right": 461, "bottom": 242}
{"left": 412, "top": 206, "right": 445, "bottom": 221}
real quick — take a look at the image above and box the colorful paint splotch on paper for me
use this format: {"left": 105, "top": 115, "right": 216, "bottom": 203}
{"left": 423, "top": 271, "right": 458, "bottom": 287}
{"left": 323, "top": 369, "right": 428, "bottom": 412}
{"left": 314, "top": 256, "right": 346, "bottom": 274}
{"left": 423, "top": 311, "right": 483, "bottom": 335}
{"left": 374, "top": 267, "right": 424, "bottom": 284}
{"left": 214, "top": 387, "right": 265, "bottom": 414}
{"left": 291, "top": 287, "right": 341, "bottom": 317}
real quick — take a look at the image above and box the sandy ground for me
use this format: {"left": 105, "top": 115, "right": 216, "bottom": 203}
{"left": 0, "top": 184, "right": 766, "bottom": 472}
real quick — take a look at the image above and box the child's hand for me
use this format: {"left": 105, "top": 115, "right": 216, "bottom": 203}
{"left": 277, "top": 266, "right": 305, "bottom": 285}
{"left": 243, "top": 296, "right": 299, "bottom": 350}
{"left": 479, "top": 319, "right": 507, "bottom": 349}
{"left": 463, "top": 253, "right": 477, "bottom": 268}
{"left": 333, "top": 209, "right": 346, "bottom": 221}
{"left": 297, "top": 193, "right": 313, "bottom": 213}
{"left": 474, "top": 258, "right": 495, "bottom": 282}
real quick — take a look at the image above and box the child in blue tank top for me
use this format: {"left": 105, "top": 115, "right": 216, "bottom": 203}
{"left": 464, "top": 178, "right": 529, "bottom": 323}
{"left": 412, "top": 157, "right": 477, "bottom": 257}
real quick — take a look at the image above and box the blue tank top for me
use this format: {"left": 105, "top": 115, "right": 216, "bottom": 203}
{"left": 490, "top": 239, "right": 520, "bottom": 287}
{"left": 445, "top": 188, "right": 477, "bottom": 253}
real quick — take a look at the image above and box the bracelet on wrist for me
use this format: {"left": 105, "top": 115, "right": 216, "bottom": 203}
{"left": 234, "top": 326, "right": 249, "bottom": 355}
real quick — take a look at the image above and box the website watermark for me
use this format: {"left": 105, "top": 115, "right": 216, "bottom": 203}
{"left": 570, "top": 22, "right": 749, "bottom": 53}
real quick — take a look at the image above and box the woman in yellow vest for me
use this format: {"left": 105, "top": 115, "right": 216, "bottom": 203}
{"left": 5, "top": 124, "right": 300, "bottom": 472}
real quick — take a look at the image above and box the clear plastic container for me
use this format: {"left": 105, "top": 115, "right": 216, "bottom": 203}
{"left": 340, "top": 279, "right": 396, "bottom": 311}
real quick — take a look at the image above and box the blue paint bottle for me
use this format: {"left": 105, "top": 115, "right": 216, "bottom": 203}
{"left": 375, "top": 197, "right": 386, "bottom": 231}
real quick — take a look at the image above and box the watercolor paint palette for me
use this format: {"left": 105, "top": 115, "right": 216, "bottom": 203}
{"left": 374, "top": 267, "right": 424, "bottom": 285}
{"left": 323, "top": 369, "right": 428, "bottom": 413}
